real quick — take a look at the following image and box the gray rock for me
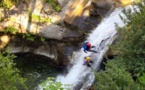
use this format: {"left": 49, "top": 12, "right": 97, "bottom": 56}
{"left": 40, "top": 25, "right": 64, "bottom": 40}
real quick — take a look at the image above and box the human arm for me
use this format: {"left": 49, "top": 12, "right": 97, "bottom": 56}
{"left": 83, "top": 46, "right": 87, "bottom": 53}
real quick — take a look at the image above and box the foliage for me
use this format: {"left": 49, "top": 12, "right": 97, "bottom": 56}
{"left": 55, "top": 5, "right": 61, "bottom": 12}
{"left": 94, "top": 59, "right": 142, "bottom": 90}
{"left": 113, "top": 1, "right": 145, "bottom": 78}
{"left": 44, "top": 0, "right": 61, "bottom": 12}
{"left": 22, "top": 33, "right": 46, "bottom": 42}
{"left": 0, "top": 12, "right": 3, "bottom": 22}
{"left": 3, "top": 26, "right": 46, "bottom": 42}
{"left": 138, "top": 73, "right": 145, "bottom": 86}
{"left": 40, "top": 37, "right": 45, "bottom": 42}
{"left": 0, "top": 50, "right": 26, "bottom": 90}
{"left": 93, "top": 1, "right": 145, "bottom": 89}
{"left": 32, "top": 14, "right": 51, "bottom": 23}
{"left": 0, "top": 0, "right": 19, "bottom": 9}
{"left": 40, "top": 17, "right": 51, "bottom": 23}
{"left": 32, "top": 14, "right": 40, "bottom": 21}
{"left": 4, "top": 26, "right": 17, "bottom": 34}
{"left": 22, "top": 33, "right": 36, "bottom": 41}
{"left": 40, "top": 77, "right": 70, "bottom": 90}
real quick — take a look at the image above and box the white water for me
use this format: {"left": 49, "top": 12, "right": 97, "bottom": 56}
{"left": 55, "top": 5, "right": 135, "bottom": 90}
{"left": 34, "top": 2, "right": 139, "bottom": 89}
{"left": 56, "top": 8, "right": 123, "bottom": 90}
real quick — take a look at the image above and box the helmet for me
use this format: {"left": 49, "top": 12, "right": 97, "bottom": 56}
{"left": 85, "top": 56, "right": 90, "bottom": 61}
{"left": 87, "top": 43, "right": 91, "bottom": 47}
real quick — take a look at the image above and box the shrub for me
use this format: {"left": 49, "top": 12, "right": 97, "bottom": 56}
{"left": 44, "top": 0, "right": 61, "bottom": 12}
{"left": 0, "top": 50, "right": 26, "bottom": 90}
{"left": 0, "top": 0, "right": 19, "bottom": 9}
{"left": 93, "top": 0, "right": 145, "bottom": 89}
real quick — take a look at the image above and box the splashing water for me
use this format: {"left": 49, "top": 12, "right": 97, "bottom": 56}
{"left": 56, "top": 5, "right": 135, "bottom": 90}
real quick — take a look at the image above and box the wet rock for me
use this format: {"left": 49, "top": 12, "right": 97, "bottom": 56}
{"left": 63, "top": 0, "right": 105, "bottom": 31}
{"left": 63, "top": 28, "right": 79, "bottom": 38}
{"left": 7, "top": 34, "right": 81, "bottom": 65}
{"left": 92, "top": 0, "right": 114, "bottom": 17}
{"left": 64, "top": 0, "right": 92, "bottom": 28}
{"left": 40, "top": 25, "right": 64, "bottom": 39}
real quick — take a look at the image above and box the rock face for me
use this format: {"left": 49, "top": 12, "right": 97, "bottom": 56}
{"left": 64, "top": 0, "right": 132, "bottom": 30}
{"left": 0, "top": 0, "right": 133, "bottom": 65}
{"left": 114, "top": 0, "right": 132, "bottom": 6}
{"left": 64, "top": 0, "right": 101, "bottom": 31}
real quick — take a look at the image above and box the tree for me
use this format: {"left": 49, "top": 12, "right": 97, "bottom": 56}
{"left": 93, "top": 0, "right": 145, "bottom": 89}
{"left": 93, "top": 58, "right": 142, "bottom": 90}
{"left": 0, "top": 50, "right": 26, "bottom": 90}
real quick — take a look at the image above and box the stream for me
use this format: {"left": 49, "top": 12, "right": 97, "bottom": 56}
{"left": 55, "top": 6, "right": 132, "bottom": 90}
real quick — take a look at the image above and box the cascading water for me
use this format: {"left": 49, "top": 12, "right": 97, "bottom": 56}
{"left": 45, "top": 5, "right": 135, "bottom": 90}
{"left": 35, "top": 2, "right": 139, "bottom": 89}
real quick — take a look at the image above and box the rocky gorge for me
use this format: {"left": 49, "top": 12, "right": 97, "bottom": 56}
{"left": 0, "top": 0, "right": 132, "bottom": 65}
{"left": 0, "top": 0, "right": 133, "bottom": 89}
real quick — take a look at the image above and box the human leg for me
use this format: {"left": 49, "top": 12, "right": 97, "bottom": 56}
{"left": 83, "top": 60, "right": 87, "bottom": 65}
{"left": 87, "top": 49, "right": 98, "bottom": 53}
{"left": 91, "top": 46, "right": 95, "bottom": 48}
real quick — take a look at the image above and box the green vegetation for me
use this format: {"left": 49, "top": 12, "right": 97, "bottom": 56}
{"left": 0, "top": 0, "right": 19, "bottom": 9}
{"left": 0, "top": 12, "right": 3, "bottom": 22}
{"left": 22, "top": 33, "right": 37, "bottom": 41}
{"left": 3, "top": 26, "right": 45, "bottom": 42}
{"left": 4, "top": 0, "right": 145, "bottom": 90}
{"left": 32, "top": 14, "right": 51, "bottom": 23}
{"left": 93, "top": 0, "right": 145, "bottom": 90}
{"left": 40, "top": 77, "right": 64, "bottom": 90}
{"left": 4, "top": 26, "right": 17, "bottom": 34}
{"left": 44, "top": 0, "right": 61, "bottom": 12}
{"left": 32, "top": 14, "right": 40, "bottom": 21}
{"left": 22, "top": 33, "right": 45, "bottom": 42}
{"left": 0, "top": 50, "right": 26, "bottom": 90}
{"left": 40, "top": 37, "right": 46, "bottom": 42}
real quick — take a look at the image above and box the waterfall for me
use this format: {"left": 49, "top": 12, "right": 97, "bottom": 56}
{"left": 50, "top": 5, "right": 135, "bottom": 90}
{"left": 34, "top": 1, "right": 139, "bottom": 89}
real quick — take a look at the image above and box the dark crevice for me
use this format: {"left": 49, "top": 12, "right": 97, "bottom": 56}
{"left": 14, "top": 52, "right": 67, "bottom": 90}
